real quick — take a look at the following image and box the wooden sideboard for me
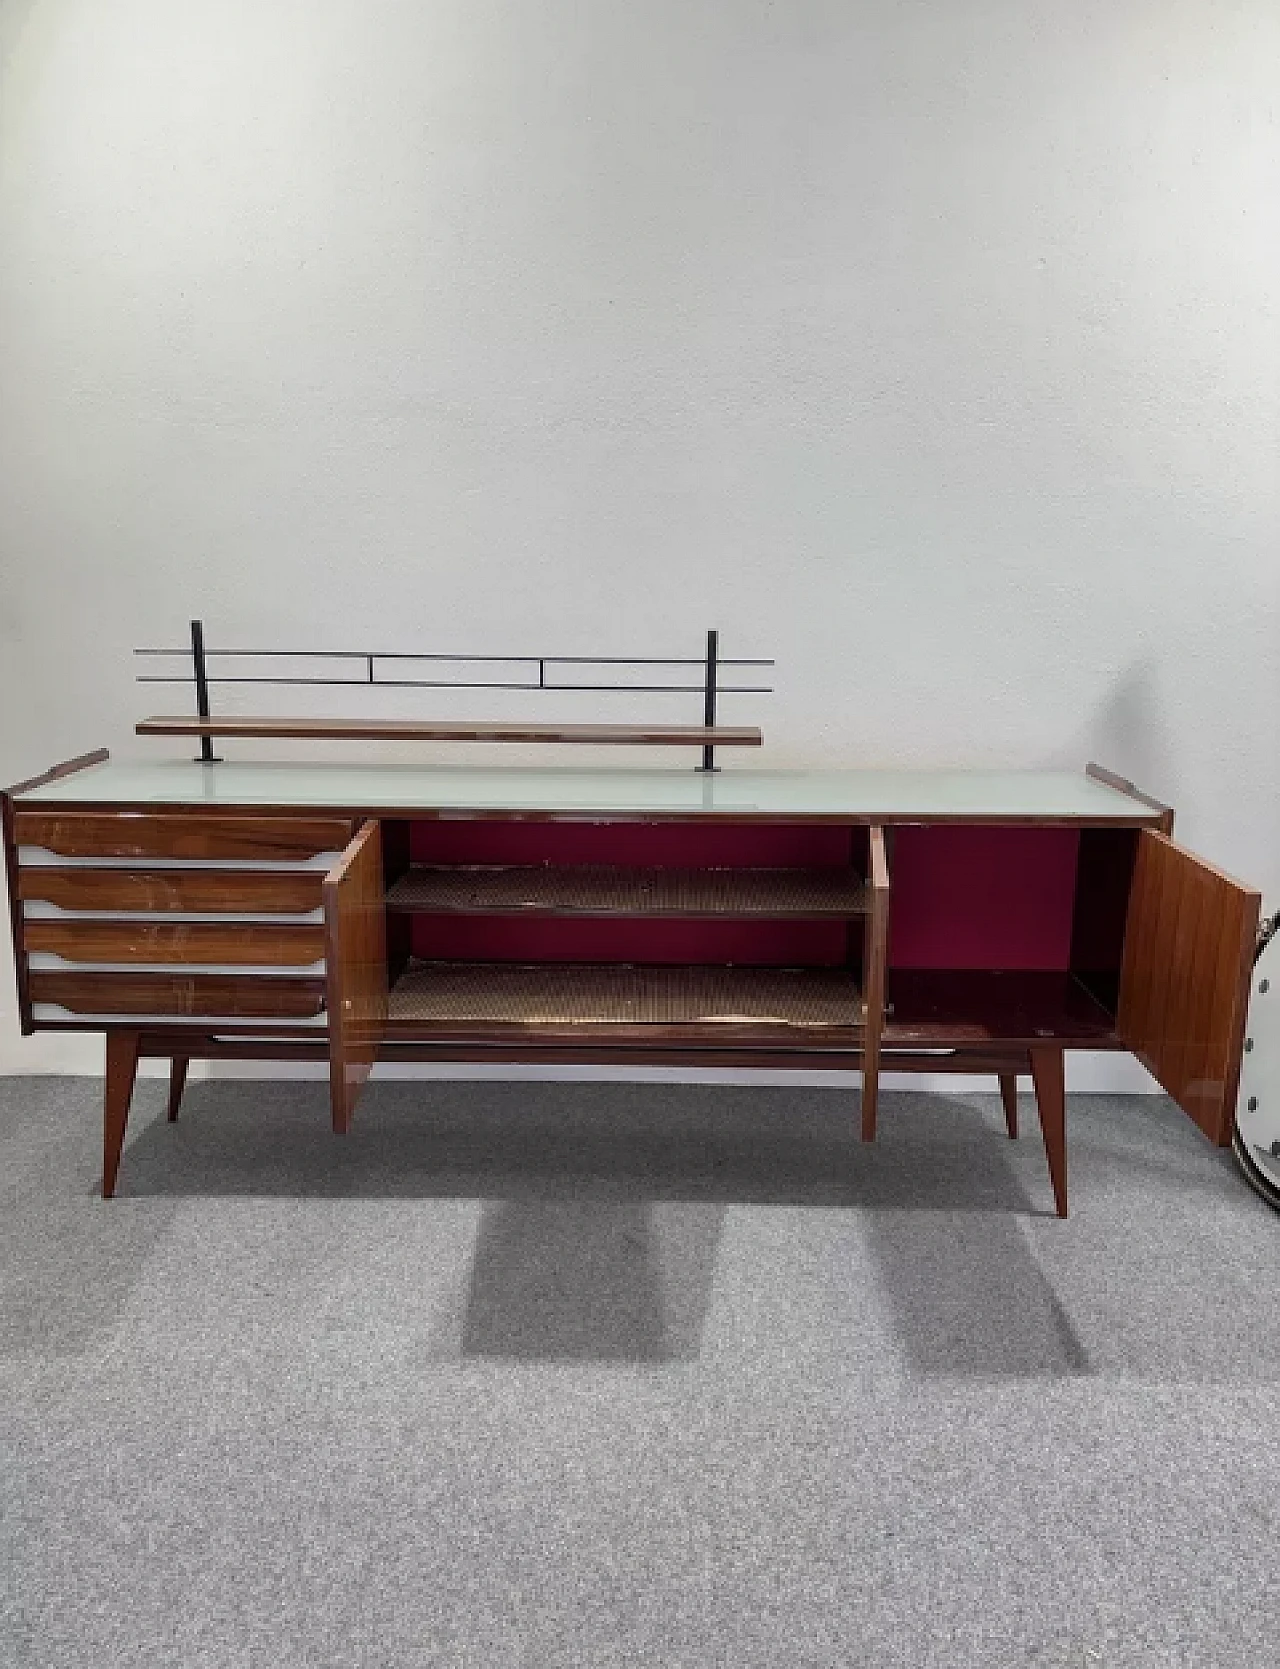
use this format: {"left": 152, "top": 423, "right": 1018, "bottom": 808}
{"left": 2, "top": 752, "right": 1261, "bottom": 1214}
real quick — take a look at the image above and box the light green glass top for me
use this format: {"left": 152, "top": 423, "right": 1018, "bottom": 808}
{"left": 16, "top": 759, "right": 1160, "bottom": 825}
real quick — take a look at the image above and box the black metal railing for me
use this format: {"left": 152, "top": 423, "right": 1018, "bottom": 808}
{"left": 135, "top": 622, "right": 774, "bottom": 771}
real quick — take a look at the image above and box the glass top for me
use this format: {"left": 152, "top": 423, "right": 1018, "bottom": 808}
{"left": 16, "top": 759, "right": 1160, "bottom": 825}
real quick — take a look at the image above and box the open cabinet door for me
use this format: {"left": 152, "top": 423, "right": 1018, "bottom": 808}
{"left": 1117, "top": 830, "right": 1260, "bottom": 1145}
{"left": 323, "top": 820, "right": 388, "bottom": 1133}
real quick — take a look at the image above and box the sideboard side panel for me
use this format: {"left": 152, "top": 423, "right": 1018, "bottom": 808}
{"left": 1, "top": 792, "right": 33, "bottom": 1034}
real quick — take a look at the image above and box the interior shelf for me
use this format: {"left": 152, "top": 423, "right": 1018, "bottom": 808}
{"left": 386, "top": 864, "right": 868, "bottom": 919}
{"left": 883, "top": 971, "right": 1119, "bottom": 1047}
{"left": 386, "top": 960, "right": 865, "bottom": 1043}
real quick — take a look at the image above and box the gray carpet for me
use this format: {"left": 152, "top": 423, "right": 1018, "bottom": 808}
{"left": 1, "top": 1074, "right": 1278, "bottom": 1668}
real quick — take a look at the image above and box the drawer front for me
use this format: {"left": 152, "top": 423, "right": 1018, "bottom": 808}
{"left": 25, "top": 920, "right": 326, "bottom": 966}
{"left": 14, "top": 811, "right": 354, "bottom": 862}
{"left": 6, "top": 811, "right": 389, "bottom": 1036}
{"left": 18, "top": 867, "right": 324, "bottom": 916}
{"left": 29, "top": 970, "right": 326, "bottom": 1019}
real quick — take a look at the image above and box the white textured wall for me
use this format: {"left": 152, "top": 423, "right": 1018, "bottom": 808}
{"left": 2, "top": 0, "right": 1278, "bottom": 1084}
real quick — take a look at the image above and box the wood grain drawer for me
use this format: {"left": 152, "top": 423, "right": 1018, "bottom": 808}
{"left": 18, "top": 867, "right": 324, "bottom": 915}
{"left": 29, "top": 970, "right": 326, "bottom": 1019}
{"left": 13, "top": 811, "right": 355, "bottom": 862}
{"left": 25, "top": 921, "right": 325, "bottom": 966}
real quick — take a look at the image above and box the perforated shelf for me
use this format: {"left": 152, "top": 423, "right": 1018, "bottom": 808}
{"left": 387, "top": 961, "right": 865, "bottom": 1044}
{"left": 386, "top": 864, "right": 867, "bottom": 918}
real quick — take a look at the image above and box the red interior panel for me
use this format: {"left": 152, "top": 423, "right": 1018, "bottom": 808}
{"left": 407, "top": 821, "right": 857, "bottom": 868}
{"left": 888, "top": 826, "right": 1079, "bottom": 970}
{"left": 407, "top": 916, "right": 850, "bottom": 966}
{"left": 400, "top": 819, "right": 861, "bottom": 966}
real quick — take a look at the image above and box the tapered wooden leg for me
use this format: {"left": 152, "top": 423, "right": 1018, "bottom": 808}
{"left": 860, "top": 826, "right": 890, "bottom": 1142}
{"left": 103, "top": 1031, "right": 142, "bottom": 1200}
{"left": 998, "top": 1073, "right": 1019, "bottom": 1139}
{"left": 1028, "top": 1046, "right": 1067, "bottom": 1218}
{"left": 166, "top": 1056, "right": 189, "bottom": 1123}
{"left": 861, "top": 1069, "right": 878, "bottom": 1143}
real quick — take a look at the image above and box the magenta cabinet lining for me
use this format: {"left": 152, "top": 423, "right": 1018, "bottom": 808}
{"left": 406, "top": 916, "right": 850, "bottom": 967}
{"left": 407, "top": 821, "right": 856, "bottom": 868}
{"left": 887, "top": 826, "right": 1080, "bottom": 971}
{"left": 396, "top": 819, "right": 1081, "bottom": 972}
{"left": 403, "top": 820, "right": 860, "bottom": 966}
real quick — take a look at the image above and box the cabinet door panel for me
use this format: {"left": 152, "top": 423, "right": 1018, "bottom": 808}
{"left": 324, "top": 821, "right": 388, "bottom": 1132}
{"left": 1117, "top": 831, "right": 1259, "bottom": 1144}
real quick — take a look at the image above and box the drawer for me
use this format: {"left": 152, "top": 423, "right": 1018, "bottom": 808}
{"left": 24, "top": 920, "right": 325, "bottom": 966}
{"left": 29, "top": 970, "right": 326, "bottom": 1019}
{"left": 13, "top": 811, "right": 355, "bottom": 862}
{"left": 18, "top": 867, "right": 324, "bottom": 916}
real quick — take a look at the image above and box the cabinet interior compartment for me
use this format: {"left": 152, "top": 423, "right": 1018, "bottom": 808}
{"left": 885, "top": 824, "right": 1136, "bottom": 1046}
{"left": 379, "top": 818, "right": 872, "bottom": 1044}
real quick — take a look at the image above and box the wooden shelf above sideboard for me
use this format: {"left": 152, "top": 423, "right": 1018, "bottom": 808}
{"left": 136, "top": 716, "right": 762, "bottom": 748}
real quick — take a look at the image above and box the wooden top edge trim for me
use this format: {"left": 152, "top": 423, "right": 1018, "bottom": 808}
{"left": 19, "top": 798, "right": 1167, "bottom": 827}
{"left": 136, "top": 717, "right": 763, "bottom": 747}
{"left": 7, "top": 748, "right": 110, "bottom": 799}
{"left": 1085, "top": 762, "right": 1174, "bottom": 831}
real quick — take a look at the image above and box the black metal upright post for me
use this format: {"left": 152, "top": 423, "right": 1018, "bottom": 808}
{"left": 190, "top": 619, "right": 221, "bottom": 764}
{"left": 700, "top": 628, "right": 719, "bottom": 772}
